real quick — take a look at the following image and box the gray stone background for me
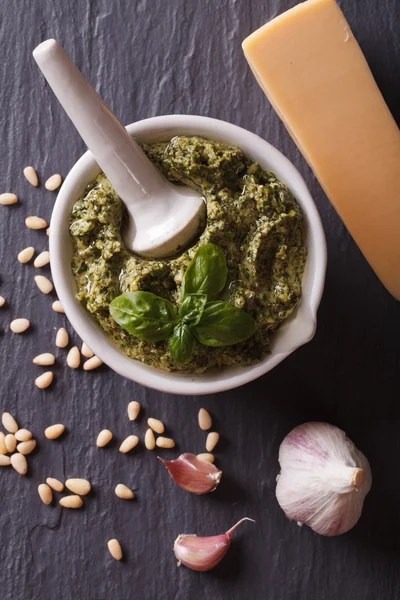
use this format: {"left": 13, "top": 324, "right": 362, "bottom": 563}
{"left": 0, "top": 0, "right": 399, "bottom": 599}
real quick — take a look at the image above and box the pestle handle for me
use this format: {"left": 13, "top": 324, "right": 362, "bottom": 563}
{"left": 33, "top": 39, "right": 166, "bottom": 207}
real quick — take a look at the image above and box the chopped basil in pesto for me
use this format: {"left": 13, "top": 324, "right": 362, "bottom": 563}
{"left": 70, "top": 136, "right": 306, "bottom": 373}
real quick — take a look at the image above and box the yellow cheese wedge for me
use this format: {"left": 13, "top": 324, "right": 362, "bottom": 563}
{"left": 243, "top": 0, "right": 400, "bottom": 299}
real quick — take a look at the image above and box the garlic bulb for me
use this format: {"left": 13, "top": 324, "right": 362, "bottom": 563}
{"left": 276, "top": 422, "right": 372, "bottom": 536}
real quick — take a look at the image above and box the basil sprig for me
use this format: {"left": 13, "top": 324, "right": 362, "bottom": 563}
{"left": 110, "top": 243, "right": 257, "bottom": 364}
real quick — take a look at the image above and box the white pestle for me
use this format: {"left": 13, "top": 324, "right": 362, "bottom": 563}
{"left": 33, "top": 39, "right": 205, "bottom": 258}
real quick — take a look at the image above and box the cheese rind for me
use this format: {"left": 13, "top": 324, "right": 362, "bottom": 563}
{"left": 243, "top": 0, "right": 400, "bottom": 299}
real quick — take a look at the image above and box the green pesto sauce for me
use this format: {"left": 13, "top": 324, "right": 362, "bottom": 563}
{"left": 70, "top": 136, "right": 306, "bottom": 373}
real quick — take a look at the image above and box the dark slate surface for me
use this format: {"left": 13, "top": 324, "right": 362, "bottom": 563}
{"left": 0, "top": 1, "right": 399, "bottom": 599}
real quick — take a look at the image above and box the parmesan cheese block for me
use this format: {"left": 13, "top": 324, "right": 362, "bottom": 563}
{"left": 243, "top": 0, "right": 400, "bottom": 299}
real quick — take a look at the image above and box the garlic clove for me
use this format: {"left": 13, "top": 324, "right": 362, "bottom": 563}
{"left": 276, "top": 421, "right": 372, "bottom": 536}
{"left": 158, "top": 452, "right": 222, "bottom": 495}
{"left": 174, "top": 518, "right": 254, "bottom": 571}
{"left": 174, "top": 533, "right": 229, "bottom": 572}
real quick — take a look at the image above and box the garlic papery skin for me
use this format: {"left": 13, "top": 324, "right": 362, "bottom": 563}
{"left": 174, "top": 518, "right": 254, "bottom": 571}
{"left": 276, "top": 422, "right": 372, "bottom": 536}
{"left": 158, "top": 453, "right": 222, "bottom": 495}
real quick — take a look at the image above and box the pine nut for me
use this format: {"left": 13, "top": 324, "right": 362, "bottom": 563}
{"left": 198, "top": 408, "right": 212, "bottom": 430}
{"left": 46, "top": 477, "right": 64, "bottom": 492}
{"left": 119, "top": 435, "right": 139, "bottom": 454}
{"left": 155, "top": 436, "right": 175, "bottom": 449}
{"left": 59, "top": 495, "right": 83, "bottom": 509}
{"left": 67, "top": 346, "right": 80, "bottom": 369}
{"left": 34, "top": 275, "right": 53, "bottom": 294}
{"left": 18, "top": 246, "right": 35, "bottom": 263}
{"left": 11, "top": 453, "right": 28, "bottom": 475}
{"left": 0, "top": 432, "right": 7, "bottom": 454}
{"left": 45, "top": 174, "right": 62, "bottom": 191}
{"left": 0, "top": 192, "right": 18, "bottom": 205}
{"left": 144, "top": 428, "right": 155, "bottom": 450}
{"left": 17, "top": 440, "right": 36, "bottom": 455}
{"left": 56, "top": 327, "right": 68, "bottom": 348}
{"left": 127, "top": 401, "right": 140, "bottom": 421}
{"left": 23, "top": 166, "right": 39, "bottom": 187}
{"left": 206, "top": 432, "right": 220, "bottom": 452}
{"left": 38, "top": 483, "right": 52, "bottom": 505}
{"left": 25, "top": 216, "right": 47, "bottom": 230}
{"left": 0, "top": 455, "right": 11, "bottom": 466}
{"left": 0, "top": 296, "right": 5, "bottom": 307}
{"left": 96, "top": 429, "right": 113, "bottom": 448}
{"left": 81, "top": 342, "right": 93, "bottom": 358}
{"left": 83, "top": 356, "right": 102, "bottom": 370}
{"left": 10, "top": 318, "right": 30, "bottom": 334}
{"left": 34, "top": 251, "right": 50, "bottom": 268}
{"left": 115, "top": 484, "right": 134, "bottom": 500}
{"left": 15, "top": 429, "right": 32, "bottom": 442}
{"left": 35, "top": 371, "right": 54, "bottom": 389}
{"left": 33, "top": 353, "right": 55, "bottom": 366}
{"left": 45, "top": 424, "right": 65, "bottom": 440}
{"left": 2, "top": 412, "right": 18, "bottom": 433}
{"left": 107, "top": 539, "right": 123, "bottom": 561}
{"left": 197, "top": 453, "right": 215, "bottom": 464}
{"left": 147, "top": 418, "right": 164, "bottom": 434}
{"left": 52, "top": 300, "right": 64, "bottom": 313}
{"left": 65, "top": 478, "right": 91, "bottom": 496}
{"left": 5, "top": 434, "right": 17, "bottom": 453}
{"left": 46, "top": 227, "right": 50, "bottom": 236}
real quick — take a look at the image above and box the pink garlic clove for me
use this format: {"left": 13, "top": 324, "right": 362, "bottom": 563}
{"left": 174, "top": 518, "right": 255, "bottom": 572}
{"left": 158, "top": 452, "right": 222, "bottom": 495}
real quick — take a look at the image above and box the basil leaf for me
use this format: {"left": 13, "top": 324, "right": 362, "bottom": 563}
{"left": 179, "top": 293, "right": 207, "bottom": 326}
{"left": 193, "top": 301, "right": 257, "bottom": 347}
{"left": 169, "top": 322, "right": 194, "bottom": 364}
{"left": 182, "top": 243, "right": 227, "bottom": 298}
{"left": 110, "top": 291, "right": 178, "bottom": 342}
